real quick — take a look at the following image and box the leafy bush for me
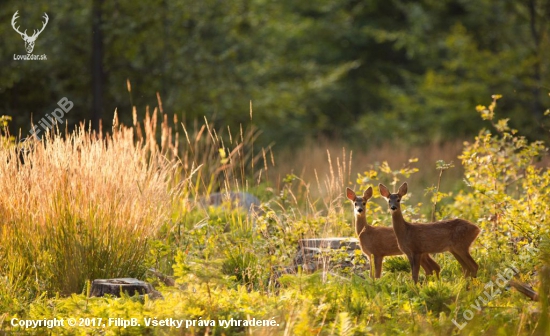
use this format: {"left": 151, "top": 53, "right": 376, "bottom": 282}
{"left": 0, "top": 115, "right": 15, "bottom": 149}
{"left": 384, "top": 256, "right": 411, "bottom": 273}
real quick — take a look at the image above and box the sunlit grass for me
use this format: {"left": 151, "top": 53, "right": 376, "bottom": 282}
{"left": 0, "top": 97, "right": 549, "bottom": 335}
{"left": 0, "top": 112, "right": 181, "bottom": 302}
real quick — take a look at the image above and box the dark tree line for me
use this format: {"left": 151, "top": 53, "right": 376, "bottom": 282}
{"left": 1, "top": 0, "right": 549, "bottom": 148}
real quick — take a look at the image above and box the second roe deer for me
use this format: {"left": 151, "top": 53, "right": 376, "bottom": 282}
{"left": 346, "top": 187, "right": 440, "bottom": 279}
{"left": 379, "top": 182, "right": 480, "bottom": 283}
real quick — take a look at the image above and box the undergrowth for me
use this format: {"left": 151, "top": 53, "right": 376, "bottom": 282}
{"left": 0, "top": 96, "right": 549, "bottom": 335}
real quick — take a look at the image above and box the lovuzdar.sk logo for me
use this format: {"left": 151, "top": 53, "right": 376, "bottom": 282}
{"left": 12, "top": 10, "right": 49, "bottom": 60}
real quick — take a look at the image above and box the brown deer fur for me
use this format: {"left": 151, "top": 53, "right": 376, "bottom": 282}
{"left": 379, "top": 182, "right": 480, "bottom": 283}
{"left": 346, "top": 187, "right": 440, "bottom": 279}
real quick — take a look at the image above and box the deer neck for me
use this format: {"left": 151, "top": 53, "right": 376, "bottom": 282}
{"left": 390, "top": 208, "right": 408, "bottom": 237}
{"left": 354, "top": 214, "right": 370, "bottom": 236}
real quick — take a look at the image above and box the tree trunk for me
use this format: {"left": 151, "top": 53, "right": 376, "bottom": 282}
{"left": 91, "top": 0, "right": 105, "bottom": 132}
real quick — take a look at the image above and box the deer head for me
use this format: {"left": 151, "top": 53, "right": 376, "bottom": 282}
{"left": 379, "top": 182, "right": 407, "bottom": 212}
{"left": 12, "top": 11, "right": 49, "bottom": 54}
{"left": 346, "top": 187, "right": 373, "bottom": 217}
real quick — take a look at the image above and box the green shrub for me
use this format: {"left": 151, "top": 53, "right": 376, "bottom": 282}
{"left": 384, "top": 256, "right": 411, "bottom": 273}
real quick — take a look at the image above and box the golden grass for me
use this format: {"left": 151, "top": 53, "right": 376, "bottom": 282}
{"left": 0, "top": 102, "right": 271, "bottom": 299}
{"left": 0, "top": 111, "right": 181, "bottom": 296}
{"left": 271, "top": 139, "right": 465, "bottom": 202}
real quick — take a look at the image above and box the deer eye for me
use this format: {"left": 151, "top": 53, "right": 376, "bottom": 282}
{"left": 397, "top": 199, "right": 400, "bottom": 203}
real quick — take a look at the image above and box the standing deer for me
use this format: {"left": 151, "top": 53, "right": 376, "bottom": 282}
{"left": 346, "top": 187, "right": 440, "bottom": 279}
{"left": 379, "top": 182, "right": 480, "bottom": 283}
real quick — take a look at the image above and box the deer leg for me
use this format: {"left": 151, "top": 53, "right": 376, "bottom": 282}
{"left": 420, "top": 254, "right": 434, "bottom": 276}
{"left": 373, "top": 255, "right": 383, "bottom": 279}
{"left": 451, "top": 251, "right": 469, "bottom": 276}
{"left": 455, "top": 249, "right": 479, "bottom": 278}
{"left": 428, "top": 255, "right": 441, "bottom": 278}
{"left": 411, "top": 254, "right": 422, "bottom": 284}
{"left": 420, "top": 255, "right": 432, "bottom": 275}
{"left": 465, "top": 253, "right": 479, "bottom": 278}
{"left": 422, "top": 254, "right": 440, "bottom": 278}
{"left": 367, "top": 254, "right": 374, "bottom": 279}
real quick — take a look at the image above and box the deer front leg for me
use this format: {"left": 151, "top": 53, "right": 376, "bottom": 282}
{"left": 373, "top": 255, "right": 383, "bottom": 278}
{"left": 411, "top": 254, "right": 422, "bottom": 284}
{"left": 367, "top": 254, "right": 374, "bottom": 279}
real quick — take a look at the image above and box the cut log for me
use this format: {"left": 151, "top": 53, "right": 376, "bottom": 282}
{"left": 90, "top": 278, "right": 162, "bottom": 299}
{"left": 509, "top": 280, "right": 539, "bottom": 301}
{"left": 298, "top": 238, "right": 360, "bottom": 250}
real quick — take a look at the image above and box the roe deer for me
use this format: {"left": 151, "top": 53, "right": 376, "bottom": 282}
{"left": 346, "top": 187, "right": 440, "bottom": 279}
{"left": 379, "top": 182, "right": 480, "bottom": 283}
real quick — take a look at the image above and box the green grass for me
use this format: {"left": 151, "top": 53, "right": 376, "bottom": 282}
{"left": 0, "top": 97, "right": 549, "bottom": 335}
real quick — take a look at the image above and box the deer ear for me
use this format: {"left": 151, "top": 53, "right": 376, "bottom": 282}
{"left": 363, "top": 187, "right": 373, "bottom": 201}
{"left": 346, "top": 188, "right": 356, "bottom": 201}
{"left": 398, "top": 182, "right": 408, "bottom": 197}
{"left": 378, "top": 184, "right": 390, "bottom": 198}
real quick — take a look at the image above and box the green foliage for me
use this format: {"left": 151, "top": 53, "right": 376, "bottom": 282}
{"left": 2, "top": 95, "right": 550, "bottom": 335}
{"left": 451, "top": 95, "right": 547, "bottom": 236}
{"left": 0, "top": 115, "right": 15, "bottom": 149}
{"left": 1, "top": 1, "right": 549, "bottom": 148}
{"left": 221, "top": 248, "right": 258, "bottom": 285}
{"left": 425, "top": 160, "right": 455, "bottom": 221}
{"left": 384, "top": 256, "right": 411, "bottom": 273}
{"left": 418, "top": 280, "right": 453, "bottom": 315}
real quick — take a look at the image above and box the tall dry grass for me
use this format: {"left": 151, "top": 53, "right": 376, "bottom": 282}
{"left": 257, "top": 139, "right": 467, "bottom": 243}
{"left": 271, "top": 139, "right": 465, "bottom": 202}
{"left": 177, "top": 117, "right": 266, "bottom": 198}
{"left": 0, "top": 111, "right": 181, "bottom": 297}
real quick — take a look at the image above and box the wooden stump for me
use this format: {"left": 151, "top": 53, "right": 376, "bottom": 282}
{"left": 298, "top": 237, "right": 360, "bottom": 250}
{"left": 294, "top": 237, "right": 367, "bottom": 272}
{"left": 90, "top": 278, "right": 162, "bottom": 299}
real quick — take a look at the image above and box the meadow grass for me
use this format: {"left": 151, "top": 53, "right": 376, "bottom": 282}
{"left": 0, "top": 111, "right": 181, "bottom": 304}
{"left": 0, "top": 98, "right": 549, "bottom": 335}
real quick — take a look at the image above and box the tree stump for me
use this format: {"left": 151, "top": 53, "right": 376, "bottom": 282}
{"left": 90, "top": 278, "right": 162, "bottom": 299}
{"left": 294, "top": 238, "right": 367, "bottom": 272}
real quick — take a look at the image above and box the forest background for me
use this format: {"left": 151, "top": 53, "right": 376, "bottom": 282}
{"left": 1, "top": 0, "right": 548, "bottom": 151}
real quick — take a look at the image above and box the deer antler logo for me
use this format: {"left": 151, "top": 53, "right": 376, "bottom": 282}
{"left": 11, "top": 11, "right": 49, "bottom": 54}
